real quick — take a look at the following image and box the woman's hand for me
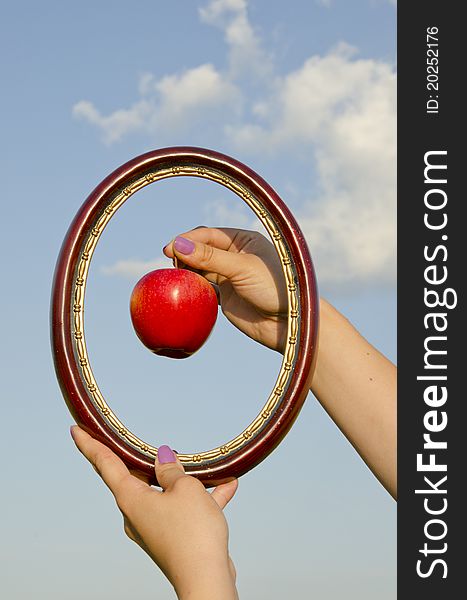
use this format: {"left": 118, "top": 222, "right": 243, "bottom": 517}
{"left": 70, "top": 426, "right": 239, "bottom": 600}
{"left": 164, "top": 227, "right": 396, "bottom": 498}
{"left": 163, "top": 228, "right": 288, "bottom": 353}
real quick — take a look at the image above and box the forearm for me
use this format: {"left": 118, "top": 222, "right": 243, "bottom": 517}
{"left": 311, "top": 299, "right": 397, "bottom": 498}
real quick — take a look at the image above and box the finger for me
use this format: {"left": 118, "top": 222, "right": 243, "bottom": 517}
{"left": 70, "top": 426, "right": 142, "bottom": 496}
{"left": 155, "top": 445, "right": 186, "bottom": 491}
{"left": 166, "top": 236, "right": 248, "bottom": 283}
{"left": 210, "top": 479, "right": 238, "bottom": 510}
{"left": 163, "top": 228, "right": 242, "bottom": 257}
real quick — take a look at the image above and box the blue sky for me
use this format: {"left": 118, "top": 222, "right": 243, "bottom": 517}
{"left": 1, "top": 1, "right": 396, "bottom": 598}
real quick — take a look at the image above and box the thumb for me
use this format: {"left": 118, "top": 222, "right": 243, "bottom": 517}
{"left": 168, "top": 236, "right": 246, "bottom": 282}
{"left": 155, "top": 445, "right": 186, "bottom": 490}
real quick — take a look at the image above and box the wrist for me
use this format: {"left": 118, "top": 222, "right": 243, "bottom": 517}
{"left": 174, "top": 559, "right": 238, "bottom": 600}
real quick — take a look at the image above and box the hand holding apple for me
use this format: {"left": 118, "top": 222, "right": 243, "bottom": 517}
{"left": 130, "top": 268, "right": 218, "bottom": 359}
{"left": 163, "top": 230, "right": 289, "bottom": 353}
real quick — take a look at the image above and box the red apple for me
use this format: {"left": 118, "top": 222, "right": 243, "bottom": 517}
{"left": 129, "top": 268, "right": 218, "bottom": 359}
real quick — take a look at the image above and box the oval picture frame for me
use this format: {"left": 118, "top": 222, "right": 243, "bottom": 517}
{"left": 51, "top": 147, "right": 319, "bottom": 486}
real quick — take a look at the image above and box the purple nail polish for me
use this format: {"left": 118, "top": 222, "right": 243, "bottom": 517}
{"left": 174, "top": 236, "right": 195, "bottom": 255}
{"left": 158, "top": 445, "right": 176, "bottom": 464}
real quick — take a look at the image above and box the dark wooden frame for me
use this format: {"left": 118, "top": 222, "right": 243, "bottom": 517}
{"left": 51, "top": 147, "right": 319, "bottom": 486}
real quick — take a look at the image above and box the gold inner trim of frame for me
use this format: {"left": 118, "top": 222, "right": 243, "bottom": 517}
{"left": 72, "top": 164, "right": 300, "bottom": 464}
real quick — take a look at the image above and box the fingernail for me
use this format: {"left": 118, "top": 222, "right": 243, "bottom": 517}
{"left": 158, "top": 445, "right": 176, "bottom": 464}
{"left": 174, "top": 236, "right": 195, "bottom": 255}
{"left": 70, "top": 425, "right": 77, "bottom": 439}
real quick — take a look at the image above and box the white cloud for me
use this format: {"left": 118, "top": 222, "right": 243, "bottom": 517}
{"left": 71, "top": 0, "right": 261, "bottom": 144}
{"left": 71, "top": 0, "right": 274, "bottom": 144}
{"left": 227, "top": 42, "right": 396, "bottom": 287}
{"left": 154, "top": 64, "right": 240, "bottom": 130}
{"left": 101, "top": 257, "right": 169, "bottom": 279}
{"left": 199, "top": 0, "right": 272, "bottom": 79}
{"left": 73, "top": 64, "right": 240, "bottom": 143}
{"left": 72, "top": 99, "right": 151, "bottom": 145}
